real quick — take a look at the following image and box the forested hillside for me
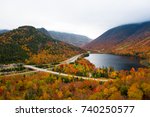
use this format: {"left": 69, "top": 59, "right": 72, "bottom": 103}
{"left": 0, "top": 26, "right": 85, "bottom": 64}
{"left": 84, "top": 21, "right": 150, "bottom": 66}
{"left": 0, "top": 68, "right": 149, "bottom": 100}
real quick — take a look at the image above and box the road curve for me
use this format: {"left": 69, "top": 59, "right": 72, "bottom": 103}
{"left": 24, "top": 65, "right": 110, "bottom": 82}
{"left": 57, "top": 54, "right": 83, "bottom": 66}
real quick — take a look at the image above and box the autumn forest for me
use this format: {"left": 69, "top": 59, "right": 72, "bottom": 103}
{"left": 0, "top": 22, "right": 150, "bottom": 100}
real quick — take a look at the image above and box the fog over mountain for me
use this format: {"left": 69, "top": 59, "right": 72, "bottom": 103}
{"left": 1, "top": 0, "right": 150, "bottom": 38}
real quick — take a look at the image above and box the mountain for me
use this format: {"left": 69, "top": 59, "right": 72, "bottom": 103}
{"left": 84, "top": 21, "right": 150, "bottom": 58}
{"left": 0, "top": 30, "right": 9, "bottom": 34}
{"left": 46, "top": 30, "right": 92, "bottom": 47}
{"left": 0, "top": 26, "right": 85, "bottom": 64}
{"left": 49, "top": 31, "right": 92, "bottom": 47}
{"left": 38, "top": 28, "right": 50, "bottom": 36}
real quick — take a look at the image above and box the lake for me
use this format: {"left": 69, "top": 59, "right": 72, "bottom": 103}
{"left": 84, "top": 54, "right": 144, "bottom": 70}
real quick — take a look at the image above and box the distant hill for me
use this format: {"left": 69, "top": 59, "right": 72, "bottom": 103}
{"left": 48, "top": 31, "right": 92, "bottom": 47}
{"left": 84, "top": 21, "right": 150, "bottom": 58}
{"left": 0, "top": 30, "right": 9, "bottom": 34}
{"left": 0, "top": 26, "right": 85, "bottom": 64}
{"left": 38, "top": 28, "right": 91, "bottom": 47}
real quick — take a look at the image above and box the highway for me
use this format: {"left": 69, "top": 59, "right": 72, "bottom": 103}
{"left": 2, "top": 54, "right": 111, "bottom": 82}
{"left": 24, "top": 65, "right": 110, "bottom": 82}
{"left": 57, "top": 54, "right": 83, "bottom": 66}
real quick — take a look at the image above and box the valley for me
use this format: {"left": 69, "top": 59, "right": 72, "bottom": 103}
{"left": 0, "top": 21, "right": 150, "bottom": 100}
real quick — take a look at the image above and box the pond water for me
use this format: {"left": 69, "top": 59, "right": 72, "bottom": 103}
{"left": 84, "top": 54, "right": 144, "bottom": 70}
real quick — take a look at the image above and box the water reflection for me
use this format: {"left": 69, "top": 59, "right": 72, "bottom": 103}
{"left": 85, "top": 54, "right": 144, "bottom": 70}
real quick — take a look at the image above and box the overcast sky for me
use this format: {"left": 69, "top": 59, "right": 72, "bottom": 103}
{"left": 0, "top": 0, "right": 150, "bottom": 39}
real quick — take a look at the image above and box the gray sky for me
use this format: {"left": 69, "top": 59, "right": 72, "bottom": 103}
{"left": 0, "top": 0, "right": 150, "bottom": 39}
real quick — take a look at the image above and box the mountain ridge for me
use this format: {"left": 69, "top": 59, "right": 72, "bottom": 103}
{"left": 1, "top": 28, "right": 92, "bottom": 47}
{"left": 38, "top": 28, "right": 92, "bottom": 47}
{"left": 84, "top": 21, "right": 150, "bottom": 57}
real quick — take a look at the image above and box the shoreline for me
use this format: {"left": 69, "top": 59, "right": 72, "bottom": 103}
{"left": 85, "top": 51, "right": 149, "bottom": 68}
